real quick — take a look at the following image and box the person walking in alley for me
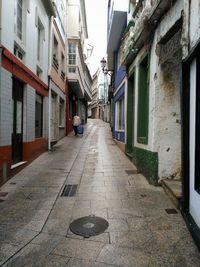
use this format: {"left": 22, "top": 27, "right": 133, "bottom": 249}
{"left": 73, "top": 114, "right": 81, "bottom": 136}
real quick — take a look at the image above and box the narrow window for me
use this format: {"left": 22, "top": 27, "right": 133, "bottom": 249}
{"left": 14, "top": 44, "right": 24, "bottom": 61}
{"left": 38, "top": 26, "right": 41, "bottom": 61}
{"left": 116, "top": 96, "right": 124, "bottom": 131}
{"left": 68, "top": 43, "right": 76, "bottom": 65}
{"left": 59, "top": 98, "right": 64, "bottom": 126}
{"left": 137, "top": 54, "right": 149, "bottom": 144}
{"left": 53, "top": 36, "right": 59, "bottom": 69}
{"left": 61, "top": 53, "right": 65, "bottom": 80}
{"left": 35, "top": 93, "right": 43, "bottom": 138}
{"left": 17, "top": 0, "right": 23, "bottom": 40}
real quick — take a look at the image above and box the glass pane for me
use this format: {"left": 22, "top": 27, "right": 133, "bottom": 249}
{"left": 35, "top": 94, "right": 43, "bottom": 137}
{"left": 16, "top": 101, "right": 22, "bottom": 134}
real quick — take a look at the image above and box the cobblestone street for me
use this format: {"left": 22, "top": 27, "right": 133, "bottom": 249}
{"left": 0, "top": 120, "right": 200, "bottom": 266}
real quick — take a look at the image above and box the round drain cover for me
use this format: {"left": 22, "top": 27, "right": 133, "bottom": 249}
{"left": 69, "top": 215, "right": 109, "bottom": 237}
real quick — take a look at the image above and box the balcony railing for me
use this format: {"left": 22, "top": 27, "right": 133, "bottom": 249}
{"left": 61, "top": 70, "right": 65, "bottom": 80}
{"left": 53, "top": 55, "right": 59, "bottom": 70}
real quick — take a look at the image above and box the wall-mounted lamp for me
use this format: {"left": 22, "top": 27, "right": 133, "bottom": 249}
{"left": 100, "top": 57, "right": 113, "bottom": 76}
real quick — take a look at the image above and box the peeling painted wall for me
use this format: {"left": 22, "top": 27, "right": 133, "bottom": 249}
{"left": 189, "top": 0, "right": 200, "bottom": 50}
{"left": 128, "top": 0, "right": 183, "bottom": 180}
{"left": 150, "top": 0, "right": 183, "bottom": 180}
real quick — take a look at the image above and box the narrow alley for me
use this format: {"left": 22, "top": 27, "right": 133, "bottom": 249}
{"left": 0, "top": 120, "right": 199, "bottom": 267}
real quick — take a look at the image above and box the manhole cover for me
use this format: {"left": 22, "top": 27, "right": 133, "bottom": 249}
{"left": 69, "top": 215, "right": 109, "bottom": 237}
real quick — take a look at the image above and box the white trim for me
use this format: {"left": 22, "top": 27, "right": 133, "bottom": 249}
{"left": 113, "top": 77, "right": 126, "bottom": 97}
{"left": 11, "top": 161, "right": 27, "bottom": 170}
{"left": 189, "top": 58, "right": 200, "bottom": 228}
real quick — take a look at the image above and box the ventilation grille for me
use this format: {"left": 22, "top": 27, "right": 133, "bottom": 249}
{"left": 165, "top": 208, "right": 178, "bottom": 214}
{"left": 125, "top": 170, "right": 140, "bottom": 175}
{"left": 61, "top": 184, "right": 78, "bottom": 197}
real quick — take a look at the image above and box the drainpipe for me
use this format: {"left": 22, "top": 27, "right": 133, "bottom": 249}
{"left": 48, "top": 16, "right": 54, "bottom": 151}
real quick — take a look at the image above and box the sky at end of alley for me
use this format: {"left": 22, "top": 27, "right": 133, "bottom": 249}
{"left": 85, "top": 0, "right": 108, "bottom": 76}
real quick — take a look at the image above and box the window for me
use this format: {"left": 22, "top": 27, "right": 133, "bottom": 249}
{"left": 37, "top": 19, "right": 44, "bottom": 62}
{"left": 61, "top": 53, "right": 65, "bottom": 80}
{"left": 17, "top": 0, "right": 23, "bottom": 40}
{"left": 116, "top": 96, "right": 124, "bottom": 131}
{"left": 14, "top": 44, "right": 24, "bottom": 61}
{"left": 53, "top": 36, "right": 58, "bottom": 69}
{"left": 68, "top": 43, "right": 76, "bottom": 65}
{"left": 36, "top": 66, "right": 42, "bottom": 78}
{"left": 35, "top": 93, "right": 43, "bottom": 138}
{"left": 137, "top": 54, "right": 149, "bottom": 144}
{"left": 59, "top": 98, "right": 65, "bottom": 126}
{"left": 69, "top": 67, "right": 76, "bottom": 73}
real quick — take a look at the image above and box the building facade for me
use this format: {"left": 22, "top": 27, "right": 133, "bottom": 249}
{"left": 114, "top": 0, "right": 200, "bottom": 249}
{"left": 107, "top": 0, "right": 129, "bottom": 151}
{"left": 49, "top": 0, "right": 66, "bottom": 146}
{"left": 66, "top": 0, "right": 92, "bottom": 134}
{"left": 120, "top": 0, "right": 183, "bottom": 184}
{"left": 182, "top": 0, "right": 200, "bottom": 251}
{"left": 0, "top": 0, "right": 55, "bottom": 184}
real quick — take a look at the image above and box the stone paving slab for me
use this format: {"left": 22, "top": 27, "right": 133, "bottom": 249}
{"left": 0, "top": 119, "right": 200, "bottom": 266}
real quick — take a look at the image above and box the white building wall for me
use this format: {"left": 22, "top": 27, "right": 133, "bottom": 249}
{"left": 1, "top": 0, "right": 15, "bottom": 52}
{"left": 128, "top": 0, "right": 183, "bottom": 179}
{"left": 189, "top": 1, "right": 200, "bottom": 50}
{"left": 1, "top": 0, "right": 50, "bottom": 85}
{"left": 150, "top": 0, "right": 183, "bottom": 179}
{"left": 54, "top": 0, "right": 66, "bottom": 42}
{"left": 110, "top": 0, "right": 129, "bottom": 12}
{"left": 25, "top": 0, "right": 50, "bottom": 84}
{"left": 23, "top": 86, "right": 35, "bottom": 142}
{"left": 0, "top": 68, "right": 12, "bottom": 146}
{"left": 67, "top": 3, "right": 79, "bottom": 37}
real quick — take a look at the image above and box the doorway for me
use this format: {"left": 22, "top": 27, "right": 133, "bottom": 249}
{"left": 12, "top": 78, "right": 23, "bottom": 164}
{"left": 126, "top": 72, "right": 135, "bottom": 155}
{"left": 189, "top": 58, "right": 200, "bottom": 228}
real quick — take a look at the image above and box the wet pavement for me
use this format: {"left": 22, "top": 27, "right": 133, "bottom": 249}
{"left": 0, "top": 119, "right": 200, "bottom": 267}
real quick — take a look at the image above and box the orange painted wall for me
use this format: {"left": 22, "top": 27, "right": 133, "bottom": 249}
{"left": 51, "top": 22, "right": 66, "bottom": 93}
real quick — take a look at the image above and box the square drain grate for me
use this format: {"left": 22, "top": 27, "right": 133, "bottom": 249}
{"left": 61, "top": 184, "right": 78, "bottom": 197}
{"left": 165, "top": 208, "right": 178, "bottom": 214}
{"left": 125, "top": 170, "right": 140, "bottom": 175}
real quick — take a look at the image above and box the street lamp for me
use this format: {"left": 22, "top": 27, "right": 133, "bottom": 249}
{"left": 100, "top": 57, "right": 113, "bottom": 75}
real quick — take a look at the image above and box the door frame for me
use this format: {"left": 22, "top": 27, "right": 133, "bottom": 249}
{"left": 182, "top": 40, "right": 200, "bottom": 250}
{"left": 12, "top": 78, "right": 24, "bottom": 164}
{"left": 126, "top": 70, "right": 135, "bottom": 155}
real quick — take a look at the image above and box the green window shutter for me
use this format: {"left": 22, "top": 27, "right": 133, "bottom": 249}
{"left": 137, "top": 54, "right": 149, "bottom": 144}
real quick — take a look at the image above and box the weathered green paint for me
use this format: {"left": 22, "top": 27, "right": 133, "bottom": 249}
{"left": 132, "top": 146, "right": 158, "bottom": 185}
{"left": 126, "top": 73, "right": 135, "bottom": 154}
{"left": 137, "top": 54, "right": 149, "bottom": 144}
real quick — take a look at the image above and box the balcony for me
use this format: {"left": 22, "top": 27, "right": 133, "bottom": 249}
{"left": 120, "top": 0, "right": 176, "bottom": 66}
{"left": 67, "top": 59, "right": 91, "bottom": 101}
{"left": 107, "top": 1, "right": 128, "bottom": 69}
{"left": 67, "top": 65, "right": 84, "bottom": 98}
